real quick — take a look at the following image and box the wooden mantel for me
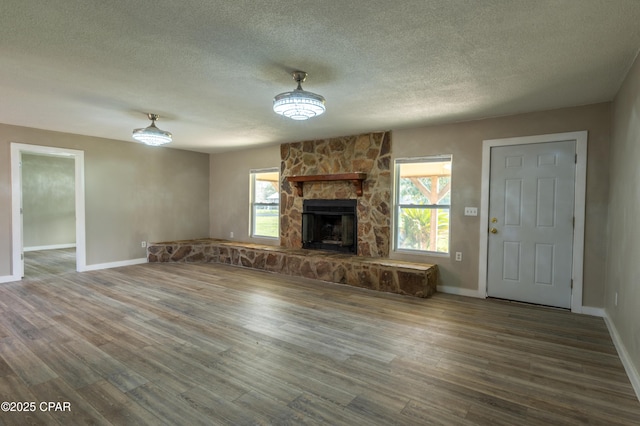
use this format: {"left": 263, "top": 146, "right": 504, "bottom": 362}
{"left": 286, "top": 173, "right": 367, "bottom": 196}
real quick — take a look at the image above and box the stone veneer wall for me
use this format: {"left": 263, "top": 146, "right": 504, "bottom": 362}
{"left": 280, "top": 132, "right": 391, "bottom": 257}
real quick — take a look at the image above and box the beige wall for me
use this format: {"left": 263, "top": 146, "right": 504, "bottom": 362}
{"left": 22, "top": 154, "right": 76, "bottom": 248}
{"left": 393, "top": 103, "right": 611, "bottom": 307}
{"left": 0, "top": 123, "right": 210, "bottom": 276}
{"left": 607, "top": 53, "right": 640, "bottom": 377}
{"left": 209, "top": 103, "right": 611, "bottom": 308}
{"left": 209, "top": 144, "right": 281, "bottom": 245}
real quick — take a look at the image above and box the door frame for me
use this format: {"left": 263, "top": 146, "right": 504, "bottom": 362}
{"left": 10, "top": 143, "right": 87, "bottom": 280}
{"left": 478, "top": 131, "right": 587, "bottom": 313}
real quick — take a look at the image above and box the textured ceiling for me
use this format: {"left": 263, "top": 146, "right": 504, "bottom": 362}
{"left": 1, "top": 1, "right": 640, "bottom": 153}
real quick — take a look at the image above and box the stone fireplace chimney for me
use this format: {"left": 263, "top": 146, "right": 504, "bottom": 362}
{"left": 280, "top": 132, "right": 391, "bottom": 257}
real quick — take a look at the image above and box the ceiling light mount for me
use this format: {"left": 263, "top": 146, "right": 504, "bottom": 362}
{"left": 273, "top": 71, "right": 326, "bottom": 120}
{"left": 132, "top": 113, "right": 172, "bottom": 146}
{"left": 292, "top": 71, "right": 307, "bottom": 88}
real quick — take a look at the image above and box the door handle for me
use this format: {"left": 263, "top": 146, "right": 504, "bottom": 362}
{"left": 490, "top": 227, "right": 498, "bottom": 234}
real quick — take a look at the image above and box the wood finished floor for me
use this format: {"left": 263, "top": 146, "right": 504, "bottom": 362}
{"left": 1, "top": 249, "right": 639, "bottom": 425}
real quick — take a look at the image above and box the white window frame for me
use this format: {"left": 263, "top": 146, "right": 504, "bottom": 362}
{"left": 250, "top": 168, "right": 280, "bottom": 239}
{"left": 393, "top": 155, "right": 452, "bottom": 255}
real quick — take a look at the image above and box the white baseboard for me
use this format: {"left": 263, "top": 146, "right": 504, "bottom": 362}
{"left": 603, "top": 311, "right": 640, "bottom": 402}
{"left": 580, "top": 306, "right": 605, "bottom": 317}
{"left": 24, "top": 243, "right": 76, "bottom": 252}
{"left": 81, "top": 257, "right": 147, "bottom": 272}
{"left": 437, "top": 285, "right": 485, "bottom": 298}
{"left": 0, "top": 275, "right": 20, "bottom": 284}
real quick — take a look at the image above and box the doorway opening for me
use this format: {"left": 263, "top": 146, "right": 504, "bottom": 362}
{"left": 10, "top": 143, "right": 86, "bottom": 280}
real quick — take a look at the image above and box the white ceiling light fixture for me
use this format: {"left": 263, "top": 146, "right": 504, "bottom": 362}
{"left": 132, "top": 113, "right": 172, "bottom": 146}
{"left": 273, "top": 71, "right": 326, "bottom": 120}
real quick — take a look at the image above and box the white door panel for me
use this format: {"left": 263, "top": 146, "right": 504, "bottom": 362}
{"left": 487, "top": 141, "right": 575, "bottom": 308}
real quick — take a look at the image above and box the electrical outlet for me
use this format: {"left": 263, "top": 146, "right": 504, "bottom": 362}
{"left": 464, "top": 207, "right": 478, "bottom": 216}
{"left": 230, "top": 231, "right": 234, "bottom": 239}
{"left": 455, "top": 252, "right": 462, "bottom": 261}
{"left": 141, "top": 241, "right": 147, "bottom": 248}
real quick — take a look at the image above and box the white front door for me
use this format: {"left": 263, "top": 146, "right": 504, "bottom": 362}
{"left": 487, "top": 140, "right": 575, "bottom": 308}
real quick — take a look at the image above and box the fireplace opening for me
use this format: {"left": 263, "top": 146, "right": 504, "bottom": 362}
{"left": 302, "top": 199, "right": 357, "bottom": 254}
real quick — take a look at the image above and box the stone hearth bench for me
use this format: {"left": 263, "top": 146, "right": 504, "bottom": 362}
{"left": 147, "top": 238, "right": 438, "bottom": 298}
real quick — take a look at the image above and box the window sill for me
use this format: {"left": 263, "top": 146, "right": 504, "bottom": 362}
{"left": 393, "top": 248, "right": 450, "bottom": 258}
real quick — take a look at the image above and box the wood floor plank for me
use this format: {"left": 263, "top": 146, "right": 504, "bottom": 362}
{"left": 97, "top": 342, "right": 195, "bottom": 396}
{"left": 76, "top": 379, "right": 164, "bottom": 426}
{"left": 0, "top": 337, "right": 58, "bottom": 387}
{"left": 345, "top": 391, "right": 412, "bottom": 426}
{"left": 125, "top": 381, "right": 214, "bottom": 426}
{"left": 0, "top": 248, "right": 638, "bottom": 425}
{"left": 287, "top": 393, "right": 371, "bottom": 426}
{"left": 27, "top": 341, "right": 103, "bottom": 390}
{"left": 28, "top": 377, "right": 113, "bottom": 425}
{"left": 0, "top": 374, "right": 60, "bottom": 426}
{"left": 232, "top": 390, "right": 310, "bottom": 425}
{"left": 57, "top": 339, "right": 149, "bottom": 393}
{"left": 180, "top": 385, "right": 259, "bottom": 425}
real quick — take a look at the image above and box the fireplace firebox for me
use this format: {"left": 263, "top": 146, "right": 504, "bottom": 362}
{"left": 302, "top": 199, "right": 357, "bottom": 254}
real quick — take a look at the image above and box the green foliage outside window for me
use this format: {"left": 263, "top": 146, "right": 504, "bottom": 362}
{"left": 254, "top": 206, "right": 279, "bottom": 237}
{"left": 397, "top": 208, "right": 450, "bottom": 252}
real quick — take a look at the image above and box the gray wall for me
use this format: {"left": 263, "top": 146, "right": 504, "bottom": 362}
{"left": 607, "top": 53, "right": 640, "bottom": 378}
{"left": 22, "top": 154, "right": 75, "bottom": 249}
{"left": 208, "top": 103, "right": 611, "bottom": 309}
{"left": 0, "top": 123, "right": 210, "bottom": 276}
{"left": 209, "top": 144, "right": 281, "bottom": 245}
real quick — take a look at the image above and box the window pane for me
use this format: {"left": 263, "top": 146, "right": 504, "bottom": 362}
{"left": 435, "top": 208, "right": 450, "bottom": 253}
{"left": 397, "top": 207, "right": 432, "bottom": 250}
{"left": 398, "top": 177, "right": 429, "bottom": 204}
{"left": 438, "top": 176, "right": 451, "bottom": 204}
{"left": 398, "top": 161, "right": 451, "bottom": 205}
{"left": 254, "top": 172, "right": 279, "bottom": 203}
{"left": 397, "top": 207, "right": 449, "bottom": 253}
{"left": 253, "top": 204, "right": 279, "bottom": 237}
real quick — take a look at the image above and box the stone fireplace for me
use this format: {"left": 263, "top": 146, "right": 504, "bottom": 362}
{"left": 280, "top": 132, "right": 391, "bottom": 257}
{"left": 302, "top": 199, "right": 357, "bottom": 254}
{"left": 148, "top": 132, "right": 440, "bottom": 299}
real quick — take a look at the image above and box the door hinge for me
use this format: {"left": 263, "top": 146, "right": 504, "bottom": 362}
{"left": 571, "top": 279, "right": 573, "bottom": 289}
{"left": 572, "top": 216, "right": 575, "bottom": 228}
{"left": 575, "top": 154, "right": 577, "bottom": 164}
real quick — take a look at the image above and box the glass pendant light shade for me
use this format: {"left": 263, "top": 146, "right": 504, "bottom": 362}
{"left": 132, "top": 113, "right": 172, "bottom": 146}
{"left": 273, "top": 71, "right": 326, "bottom": 120}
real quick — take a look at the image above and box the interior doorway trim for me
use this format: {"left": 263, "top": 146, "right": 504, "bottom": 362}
{"left": 478, "top": 131, "right": 587, "bottom": 313}
{"left": 10, "top": 143, "right": 87, "bottom": 280}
